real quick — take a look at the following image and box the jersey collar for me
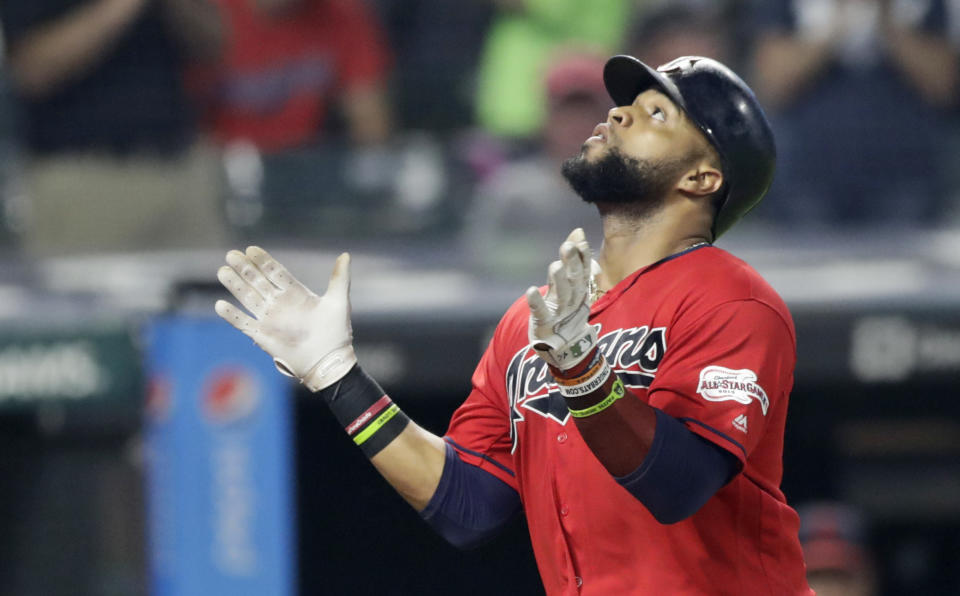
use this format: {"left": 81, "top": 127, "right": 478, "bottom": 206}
{"left": 590, "top": 243, "right": 713, "bottom": 315}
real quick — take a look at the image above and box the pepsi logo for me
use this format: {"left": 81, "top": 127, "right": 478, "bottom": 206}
{"left": 202, "top": 367, "right": 259, "bottom": 424}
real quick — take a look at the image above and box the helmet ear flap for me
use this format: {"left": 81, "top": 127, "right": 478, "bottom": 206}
{"left": 710, "top": 184, "right": 729, "bottom": 227}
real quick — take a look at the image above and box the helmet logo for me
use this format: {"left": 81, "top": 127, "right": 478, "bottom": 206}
{"left": 657, "top": 56, "right": 702, "bottom": 74}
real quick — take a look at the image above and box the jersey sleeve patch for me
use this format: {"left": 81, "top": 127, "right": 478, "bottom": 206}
{"left": 696, "top": 365, "right": 770, "bottom": 415}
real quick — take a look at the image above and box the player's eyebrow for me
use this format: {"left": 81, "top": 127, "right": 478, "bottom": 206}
{"left": 664, "top": 100, "right": 681, "bottom": 120}
{"left": 635, "top": 90, "right": 681, "bottom": 121}
{"left": 654, "top": 93, "right": 681, "bottom": 120}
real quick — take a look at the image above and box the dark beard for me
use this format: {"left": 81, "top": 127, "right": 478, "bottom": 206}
{"left": 561, "top": 147, "right": 689, "bottom": 218}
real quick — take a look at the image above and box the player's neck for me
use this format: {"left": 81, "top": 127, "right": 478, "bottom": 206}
{"left": 595, "top": 210, "right": 710, "bottom": 291}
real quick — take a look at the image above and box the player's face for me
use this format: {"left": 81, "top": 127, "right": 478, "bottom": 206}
{"left": 560, "top": 89, "right": 711, "bottom": 211}
{"left": 582, "top": 89, "right": 704, "bottom": 166}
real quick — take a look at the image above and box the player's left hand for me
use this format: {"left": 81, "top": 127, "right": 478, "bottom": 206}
{"left": 526, "top": 228, "right": 598, "bottom": 371}
{"left": 215, "top": 247, "right": 357, "bottom": 391}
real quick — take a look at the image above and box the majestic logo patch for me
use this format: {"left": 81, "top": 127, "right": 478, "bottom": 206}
{"left": 506, "top": 325, "right": 667, "bottom": 452}
{"left": 696, "top": 366, "right": 769, "bottom": 415}
{"left": 732, "top": 414, "right": 748, "bottom": 434}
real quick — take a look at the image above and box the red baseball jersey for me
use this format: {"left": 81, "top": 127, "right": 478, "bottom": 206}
{"left": 192, "top": 0, "right": 390, "bottom": 152}
{"left": 445, "top": 245, "right": 812, "bottom": 595}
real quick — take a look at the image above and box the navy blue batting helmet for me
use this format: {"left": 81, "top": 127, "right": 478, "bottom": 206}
{"left": 603, "top": 55, "right": 776, "bottom": 238}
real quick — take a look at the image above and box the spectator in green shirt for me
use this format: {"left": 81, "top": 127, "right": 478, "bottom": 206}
{"left": 474, "top": 0, "right": 633, "bottom": 139}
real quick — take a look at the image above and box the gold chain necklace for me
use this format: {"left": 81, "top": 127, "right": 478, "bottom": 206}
{"left": 588, "top": 241, "right": 710, "bottom": 304}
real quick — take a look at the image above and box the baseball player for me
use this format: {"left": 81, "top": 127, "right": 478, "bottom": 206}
{"left": 216, "top": 55, "right": 812, "bottom": 595}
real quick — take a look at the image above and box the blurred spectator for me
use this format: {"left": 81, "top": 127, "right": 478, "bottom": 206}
{"left": 193, "top": 0, "right": 392, "bottom": 152}
{"left": 189, "top": 0, "right": 393, "bottom": 234}
{"left": 0, "top": 0, "right": 228, "bottom": 257}
{"left": 625, "top": 2, "right": 736, "bottom": 70}
{"left": 376, "top": 0, "right": 493, "bottom": 133}
{"left": 751, "top": 0, "right": 960, "bottom": 226}
{"left": 465, "top": 52, "right": 607, "bottom": 276}
{"left": 474, "top": 0, "right": 632, "bottom": 140}
{"left": 798, "top": 501, "right": 878, "bottom": 596}
{"left": 0, "top": 47, "right": 22, "bottom": 248}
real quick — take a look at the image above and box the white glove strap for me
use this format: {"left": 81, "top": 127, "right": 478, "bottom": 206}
{"left": 274, "top": 344, "right": 358, "bottom": 392}
{"left": 534, "top": 322, "right": 597, "bottom": 371}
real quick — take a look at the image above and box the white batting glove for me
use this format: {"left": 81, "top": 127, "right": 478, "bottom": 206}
{"left": 525, "top": 229, "right": 598, "bottom": 371}
{"left": 215, "top": 247, "right": 357, "bottom": 392}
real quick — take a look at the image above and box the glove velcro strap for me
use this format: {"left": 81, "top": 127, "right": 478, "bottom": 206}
{"left": 549, "top": 327, "right": 598, "bottom": 371}
{"left": 318, "top": 364, "right": 410, "bottom": 458}
{"left": 549, "top": 347, "right": 603, "bottom": 380}
{"left": 273, "top": 345, "right": 358, "bottom": 392}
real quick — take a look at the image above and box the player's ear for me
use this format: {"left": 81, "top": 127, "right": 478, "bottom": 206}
{"left": 677, "top": 161, "right": 723, "bottom": 197}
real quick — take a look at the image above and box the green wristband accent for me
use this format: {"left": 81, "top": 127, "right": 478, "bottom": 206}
{"left": 353, "top": 403, "right": 401, "bottom": 446}
{"left": 568, "top": 377, "right": 626, "bottom": 419}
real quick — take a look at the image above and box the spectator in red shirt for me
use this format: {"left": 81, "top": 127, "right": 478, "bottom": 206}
{"left": 195, "top": 0, "right": 392, "bottom": 152}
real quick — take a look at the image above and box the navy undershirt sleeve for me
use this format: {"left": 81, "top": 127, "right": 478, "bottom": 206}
{"left": 616, "top": 408, "right": 740, "bottom": 524}
{"left": 419, "top": 443, "right": 521, "bottom": 549}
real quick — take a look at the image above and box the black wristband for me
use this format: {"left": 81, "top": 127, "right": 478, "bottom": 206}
{"left": 318, "top": 364, "right": 410, "bottom": 458}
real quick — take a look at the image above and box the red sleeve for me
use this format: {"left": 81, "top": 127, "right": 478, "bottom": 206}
{"left": 329, "top": 0, "right": 391, "bottom": 89}
{"left": 444, "top": 314, "right": 519, "bottom": 491}
{"left": 647, "top": 299, "right": 795, "bottom": 464}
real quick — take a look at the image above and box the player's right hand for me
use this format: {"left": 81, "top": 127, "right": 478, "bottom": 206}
{"left": 215, "top": 247, "right": 357, "bottom": 392}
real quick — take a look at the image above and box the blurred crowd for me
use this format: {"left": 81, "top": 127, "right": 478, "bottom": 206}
{"left": 0, "top": 0, "right": 959, "bottom": 259}
{"left": 797, "top": 501, "right": 878, "bottom": 596}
